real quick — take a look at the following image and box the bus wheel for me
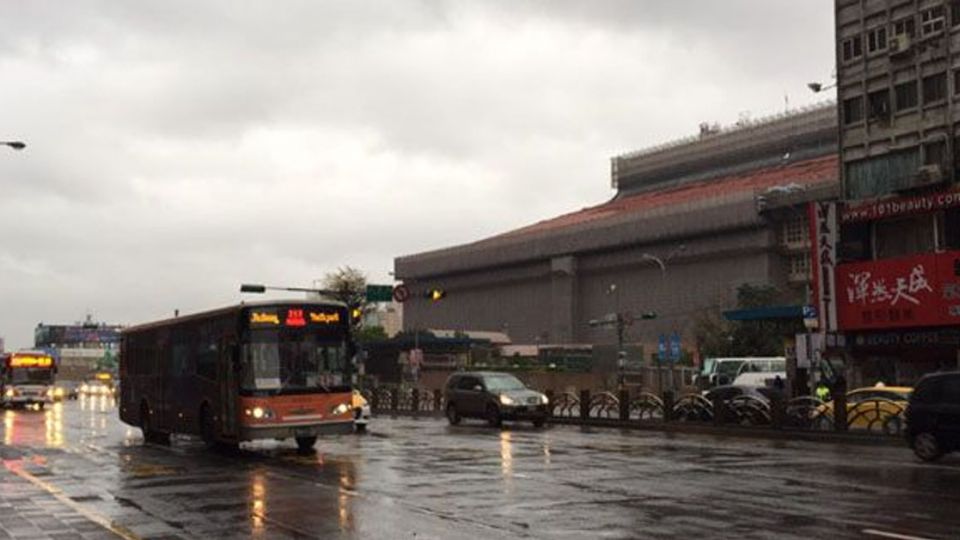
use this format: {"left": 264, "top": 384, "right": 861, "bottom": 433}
{"left": 295, "top": 436, "right": 317, "bottom": 453}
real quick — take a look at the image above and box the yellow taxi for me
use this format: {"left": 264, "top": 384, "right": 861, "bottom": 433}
{"left": 352, "top": 390, "right": 371, "bottom": 432}
{"left": 813, "top": 383, "right": 912, "bottom": 433}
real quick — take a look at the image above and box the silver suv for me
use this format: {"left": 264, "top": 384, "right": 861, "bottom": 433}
{"left": 444, "top": 372, "right": 549, "bottom": 427}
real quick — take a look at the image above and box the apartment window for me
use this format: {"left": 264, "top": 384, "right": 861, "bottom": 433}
{"left": 953, "top": 1, "right": 960, "bottom": 27}
{"left": 875, "top": 214, "right": 936, "bottom": 259}
{"left": 840, "top": 222, "right": 872, "bottom": 263}
{"left": 921, "top": 5, "right": 946, "bottom": 36}
{"left": 867, "top": 27, "right": 888, "bottom": 53}
{"left": 788, "top": 254, "right": 811, "bottom": 277}
{"left": 942, "top": 208, "right": 960, "bottom": 250}
{"left": 782, "top": 215, "right": 808, "bottom": 245}
{"left": 893, "top": 17, "right": 916, "bottom": 37}
{"left": 843, "top": 95, "right": 865, "bottom": 124}
{"left": 954, "top": 71, "right": 960, "bottom": 95}
{"left": 868, "top": 88, "right": 891, "bottom": 120}
{"left": 923, "top": 72, "right": 947, "bottom": 103}
{"left": 842, "top": 36, "right": 864, "bottom": 61}
{"left": 895, "top": 80, "right": 919, "bottom": 110}
{"left": 924, "top": 140, "right": 946, "bottom": 166}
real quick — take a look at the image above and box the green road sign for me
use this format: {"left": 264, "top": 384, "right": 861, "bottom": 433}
{"left": 365, "top": 284, "right": 394, "bottom": 302}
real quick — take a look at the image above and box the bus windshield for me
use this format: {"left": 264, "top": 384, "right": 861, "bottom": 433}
{"left": 241, "top": 330, "right": 347, "bottom": 392}
{"left": 10, "top": 367, "right": 55, "bottom": 385}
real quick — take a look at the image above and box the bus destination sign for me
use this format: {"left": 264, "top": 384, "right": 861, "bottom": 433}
{"left": 9, "top": 355, "right": 54, "bottom": 368}
{"left": 249, "top": 308, "right": 343, "bottom": 327}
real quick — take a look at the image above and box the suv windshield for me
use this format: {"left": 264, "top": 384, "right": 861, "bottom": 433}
{"left": 242, "top": 330, "right": 347, "bottom": 392}
{"left": 483, "top": 374, "right": 526, "bottom": 392}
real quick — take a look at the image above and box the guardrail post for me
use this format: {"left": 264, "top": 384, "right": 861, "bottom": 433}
{"left": 833, "top": 392, "right": 848, "bottom": 432}
{"left": 579, "top": 389, "right": 590, "bottom": 420}
{"left": 390, "top": 388, "right": 399, "bottom": 412}
{"left": 771, "top": 395, "right": 785, "bottom": 430}
{"left": 411, "top": 388, "right": 420, "bottom": 413}
{"left": 662, "top": 390, "right": 674, "bottom": 423}
{"left": 545, "top": 390, "right": 555, "bottom": 417}
{"left": 713, "top": 398, "right": 724, "bottom": 426}
{"left": 618, "top": 389, "right": 629, "bottom": 421}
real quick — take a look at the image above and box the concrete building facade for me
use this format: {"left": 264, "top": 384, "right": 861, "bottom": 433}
{"left": 395, "top": 104, "right": 839, "bottom": 358}
{"left": 828, "top": 0, "right": 960, "bottom": 387}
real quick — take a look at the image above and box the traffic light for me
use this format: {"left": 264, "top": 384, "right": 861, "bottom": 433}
{"left": 640, "top": 312, "right": 657, "bottom": 319}
{"left": 350, "top": 307, "right": 363, "bottom": 324}
{"left": 424, "top": 288, "right": 446, "bottom": 302}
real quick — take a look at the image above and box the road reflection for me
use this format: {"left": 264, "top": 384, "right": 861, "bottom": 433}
{"left": 338, "top": 459, "right": 355, "bottom": 532}
{"left": 2, "top": 403, "right": 64, "bottom": 447}
{"left": 250, "top": 470, "right": 267, "bottom": 534}
{"left": 45, "top": 402, "right": 64, "bottom": 447}
{"left": 500, "top": 430, "right": 513, "bottom": 493}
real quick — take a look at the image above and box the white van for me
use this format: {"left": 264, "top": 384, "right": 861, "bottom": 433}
{"left": 697, "top": 357, "right": 785, "bottom": 389}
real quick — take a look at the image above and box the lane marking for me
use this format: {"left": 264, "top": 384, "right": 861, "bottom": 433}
{"left": 4, "top": 462, "right": 141, "bottom": 540}
{"left": 862, "top": 528, "right": 936, "bottom": 540}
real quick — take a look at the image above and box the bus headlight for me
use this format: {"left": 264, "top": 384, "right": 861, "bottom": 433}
{"left": 252, "top": 407, "right": 266, "bottom": 419}
{"left": 332, "top": 403, "right": 351, "bottom": 416}
{"left": 245, "top": 407, "right": 273, "bottom": 420}
{"left": 4, "top": 389, "right": 13, "bottom": 398}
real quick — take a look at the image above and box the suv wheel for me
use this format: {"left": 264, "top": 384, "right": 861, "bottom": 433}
{"left": 913, "top": 432, "right": 944, "bottom": 462}
{"left": 486, "top": 404, "right": 502, "bottom": 428}
{"left": 446, "top": 403, "right": 461, "bottom": 425}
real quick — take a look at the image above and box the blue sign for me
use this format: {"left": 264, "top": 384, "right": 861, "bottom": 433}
{"left": 669, "top": 332, "right": 681, "bottom": 362}
{"left": 802, "top": 305, "right": 818, "bottom": 319}
{"left": 657, "top": 334, "right": 667, "bottom": 361}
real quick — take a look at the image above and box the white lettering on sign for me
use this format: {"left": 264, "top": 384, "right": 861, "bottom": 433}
{"left": 846, "top": 264, "right": 933, "bottom": 307}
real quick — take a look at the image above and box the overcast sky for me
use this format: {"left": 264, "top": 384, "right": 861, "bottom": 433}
{"left": 0, "top": 1, "right": 834, "bottom": 349}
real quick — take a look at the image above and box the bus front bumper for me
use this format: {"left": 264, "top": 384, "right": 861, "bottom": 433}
{"left": 239, "top": 420, "right": 354, "bottom": 441}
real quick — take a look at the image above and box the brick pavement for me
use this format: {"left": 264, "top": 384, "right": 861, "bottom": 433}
{"left": 0, "top": 464, "right": 121, "bottom": 540}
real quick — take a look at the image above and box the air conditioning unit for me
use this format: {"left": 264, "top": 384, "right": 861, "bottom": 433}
{"left": 918, "top": 164, "right": 943, "bottom": 183}
{"left": 889, "top": 34, "right": 912, "bottom": 55}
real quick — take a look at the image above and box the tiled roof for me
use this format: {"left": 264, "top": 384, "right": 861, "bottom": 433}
{"left": 490, "top": 154, "right": 839, "bottom": 242}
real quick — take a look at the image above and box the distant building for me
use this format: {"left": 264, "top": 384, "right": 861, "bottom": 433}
{"left": 34, "top": 315, "right": 124, "bottom": 380}
{"left": 361, "top": 303, "right": 403, "bottom": 337}
{"left": 395, "top": 104, "right": 838, "bottom": 362}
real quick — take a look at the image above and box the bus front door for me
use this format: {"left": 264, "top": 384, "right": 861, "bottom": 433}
{"left": 218, "top": 340, "right": 239, "bottom": 439}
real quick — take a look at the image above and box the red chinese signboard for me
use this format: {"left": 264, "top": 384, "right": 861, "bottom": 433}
{"left": 837, "top": 251, "right": 960, "bottom": 330}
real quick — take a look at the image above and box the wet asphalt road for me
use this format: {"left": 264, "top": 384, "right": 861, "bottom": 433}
{"left": 2, "top": 397, "right": 960, "bottom": 539}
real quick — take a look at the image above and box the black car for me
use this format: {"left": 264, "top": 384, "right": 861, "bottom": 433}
{"left": 444, "top": 372, "right": 549, "bottom": 427}
{"left": 905, "top": 372, "right": 960, "bottom": 462}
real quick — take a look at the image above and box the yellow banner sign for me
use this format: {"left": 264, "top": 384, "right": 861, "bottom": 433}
{"left": 250, "top": 312, "right": 280, "bottom": 325}
{"left": 10, "top": 355, "right": 53, "bottom": 368}
{"left": 310, "top": 312, "right": 341, "bottom": 324}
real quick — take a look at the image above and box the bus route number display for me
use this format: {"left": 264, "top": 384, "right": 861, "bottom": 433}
{"left": 249, "top": 308, "right": 342, "bottom": 327}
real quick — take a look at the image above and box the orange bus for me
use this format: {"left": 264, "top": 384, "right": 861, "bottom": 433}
{"left": 119, "top": 300, "right": 355, "bottom": 451}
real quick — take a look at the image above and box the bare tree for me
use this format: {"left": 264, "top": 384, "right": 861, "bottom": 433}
{"left": 321, "top": 266, "right": 368, "bottom": 328}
